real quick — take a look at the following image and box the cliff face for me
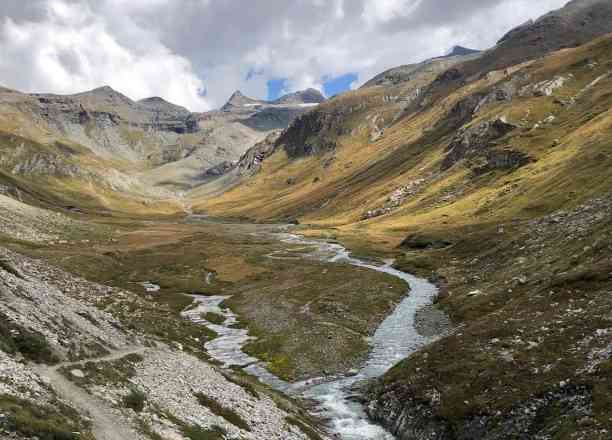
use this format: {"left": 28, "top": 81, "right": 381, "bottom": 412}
{"left": 278, "top": 108, "right": 346, "bottom": 158}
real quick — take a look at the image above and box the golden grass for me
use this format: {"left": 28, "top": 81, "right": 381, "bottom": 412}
{"left": 193, "top": 34, "right": 612, "bottom": 254}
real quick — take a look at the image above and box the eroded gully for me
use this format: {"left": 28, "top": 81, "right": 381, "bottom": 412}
{"left": 182, "top": 232, "right": 440, "bottom": 440}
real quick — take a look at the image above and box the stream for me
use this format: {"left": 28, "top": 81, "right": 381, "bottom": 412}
{"left": 182, "top": 232, "right": 440, "bottom": 440}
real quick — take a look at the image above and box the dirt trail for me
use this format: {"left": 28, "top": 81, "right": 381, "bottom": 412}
{"left": 35, "top": 346, "right": 148, "bottom": 440}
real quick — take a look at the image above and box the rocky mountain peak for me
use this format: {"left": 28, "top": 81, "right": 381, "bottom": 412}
{"left": 274, "top": 88, "right": 326, "bottom": 105}
{"left": 446, "top": 46, "right": 480, "bottom": 57}
{"left": 140, "top": 96, "right": 168, "bottom": 104}
{"left": 76, "top": 85, "right": 134, "bottom": 105}
{"left": 221, "top": 90, "right": 262, "bottom": 111}
{"left": 137, "top": 96, "right": 191, "bottom": 117}
{"left": 88, "top": 85, "right": 124, "bottom": 97}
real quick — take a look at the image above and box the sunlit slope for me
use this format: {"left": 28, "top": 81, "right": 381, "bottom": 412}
{"left": 195, "top": 34, "right": 612, "bottom": 242}
{"left": 0, "top": 89, "right": 182, "bottom": 215}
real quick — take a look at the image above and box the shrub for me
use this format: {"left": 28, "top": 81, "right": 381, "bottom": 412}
{"left": 13, "top": 330, "right": 58, "bottom": 364}
{"left": 0, "top": 313, "right": 57, "bottom": 364}
{"left": 123, "top": 387, "right": 146, "bottom": 413}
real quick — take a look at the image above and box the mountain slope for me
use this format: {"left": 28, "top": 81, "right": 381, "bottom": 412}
{"left": 0, "top": 84, "right": 324, "bottom": 212}
{"left": 362, "top": 46, "right": 481, "bottom": 88}
{"left": 411, "top": 0, "right": 612, "bottom": 112}
{"left": 191, "top": 6, "right": 612, "bottom": 438}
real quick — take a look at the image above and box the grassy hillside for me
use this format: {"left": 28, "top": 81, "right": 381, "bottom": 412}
{"left": 195, "top": 34, "right": 612, "bottom": 237}
{"left": 192, "top": 33, "right": 612, "bottom": 438}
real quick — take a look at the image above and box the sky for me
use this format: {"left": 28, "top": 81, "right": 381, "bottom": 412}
{"left": 0, "top": 0, "right": 570, "bottom": 112}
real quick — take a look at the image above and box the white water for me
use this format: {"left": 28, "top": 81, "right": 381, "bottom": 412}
{"left": 183, "top": 232, "right": 440, "bottom": 440}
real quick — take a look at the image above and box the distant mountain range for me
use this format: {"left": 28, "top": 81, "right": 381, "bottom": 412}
{"left": 0, "top": 83, "right": 325, "bottom": 198}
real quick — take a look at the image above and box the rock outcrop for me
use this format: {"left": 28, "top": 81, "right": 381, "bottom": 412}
{"left": 441, "top": 117, "right": 517, "bottom": 170}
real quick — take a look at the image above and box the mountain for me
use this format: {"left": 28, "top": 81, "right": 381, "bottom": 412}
{"left": 412, "top": 0, "right": 612, "bottom": 110}
{"left": 444, "top": 45, "right": 480, "bottom": 57}
{"left": 0, "top": 84, "right": 324, "bottom": 211}
{"left": 222, "top": 88, "right": 325, "bottom": 110}
{"left": 220, "top": 90, "right": 264, "bottom": 112}
{"left": 215, "top": 89, "right": 326, "bottom": 132}
{"left": 362, "top": 46, "right": 481, "bottom": 88}
{"left": 192, "top": 1, "right": 612, "bottom": 438}
{"left": 273, "top": 88, "right": 326, "bottom": 105}
{"left": 0, "top": 1, "right": 612, "bottom": 439}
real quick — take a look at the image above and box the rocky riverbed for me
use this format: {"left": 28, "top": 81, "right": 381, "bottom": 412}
{"left": 184, "top": 232, "right": 449, "bottom": 440}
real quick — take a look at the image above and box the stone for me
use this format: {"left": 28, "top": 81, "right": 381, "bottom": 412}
{"left": 70, "top": 369, "right": 86, "bottom": 378}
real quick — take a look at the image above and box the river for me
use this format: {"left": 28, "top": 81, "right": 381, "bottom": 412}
{"left": 182, "top": 232, "right": 440, "bottom": 440}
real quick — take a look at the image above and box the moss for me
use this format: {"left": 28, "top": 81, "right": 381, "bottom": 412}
{"left": 194, "top": 392, "right": 251, "bottom": 431}
{"left": 201, "top": 312, "right": 226, "bottom": 325}
{"left": 243, "top": 334, "right": 295, "bottom": 380}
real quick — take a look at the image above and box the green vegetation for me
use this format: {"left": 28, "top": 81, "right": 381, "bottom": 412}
{"left": 182, "top": 424, "right": 226, "bottom": 440}
{"left": 0, "top": 395, "right": 93, "bottom": 440}
{"left": 222, "top": 372, "right": 260, "bottom": 399}
{"left": 201, "top": 312, "right": 226, "bottom": 325}
{"left": 243, "top": 333, "right": 294, "bottom": 380}
{"left": 194, "top": 392, "right": 251, "bottom": 431}
{"left": 236, "top": 257, "right": 406, "bottom": 381}
{"left": 0, "top": 313, "right": 58, "bottom": 364}
{"left": 60, "top": 353, "right": 143, "bottom": 386}
{"left": 123, "top": 387, "right": 147, "bottom": 413}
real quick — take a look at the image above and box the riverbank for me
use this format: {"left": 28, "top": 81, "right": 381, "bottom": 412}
{"left": 181, "top": 232, "right": 448, "bottom": 439}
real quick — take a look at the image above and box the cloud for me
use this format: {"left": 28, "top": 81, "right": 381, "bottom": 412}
{"left": 0, "top": 0, "right": 570, "bottom": 111}
{"left": 0, "top": 0, "right": 211, "bottom": 111}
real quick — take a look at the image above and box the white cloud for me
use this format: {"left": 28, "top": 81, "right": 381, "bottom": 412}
{"left": 362, "top": 0, "right": 422, "bottom": 26}
{"left": 0, "top": 0, "right": 210, "bottom": 110}
{"left": 0, "top": 0, "right": 571, "bottom": 110}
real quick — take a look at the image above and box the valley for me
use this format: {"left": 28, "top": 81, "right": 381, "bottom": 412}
{"left": 1, "top": 1, "right": 612, "bottom": 439}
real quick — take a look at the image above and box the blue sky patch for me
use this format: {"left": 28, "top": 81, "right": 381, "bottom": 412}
{"left": 267, "top": 78, "right": 289, "bottom": 101}
{"left": 267, "top": 72, "right": 358, "bottom": 101}
{"left": 323, "top": 73, "right": 358, "bottom": 97}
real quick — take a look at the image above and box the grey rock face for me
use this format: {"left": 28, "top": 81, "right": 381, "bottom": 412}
{"left": 475, "top": 149, "right": 533, "bottom": 174}
{"left": 234, "top": 130, "right": 282, "bottom": 177}
{"left": 278, "top": 107, "right": 354, "bottom": 158}
{"left": 441, "top": 118, "right": 517, "bottom": 170}
{"left": 273, "top": 88, "right": 326, "bottom": 105}
{"left": 366, "top": 381, "right": 597, "bottom": 440}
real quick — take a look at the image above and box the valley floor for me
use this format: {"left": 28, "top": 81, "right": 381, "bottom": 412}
{"left": 0, "top": 207, "right": 421, "bottom": 440}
